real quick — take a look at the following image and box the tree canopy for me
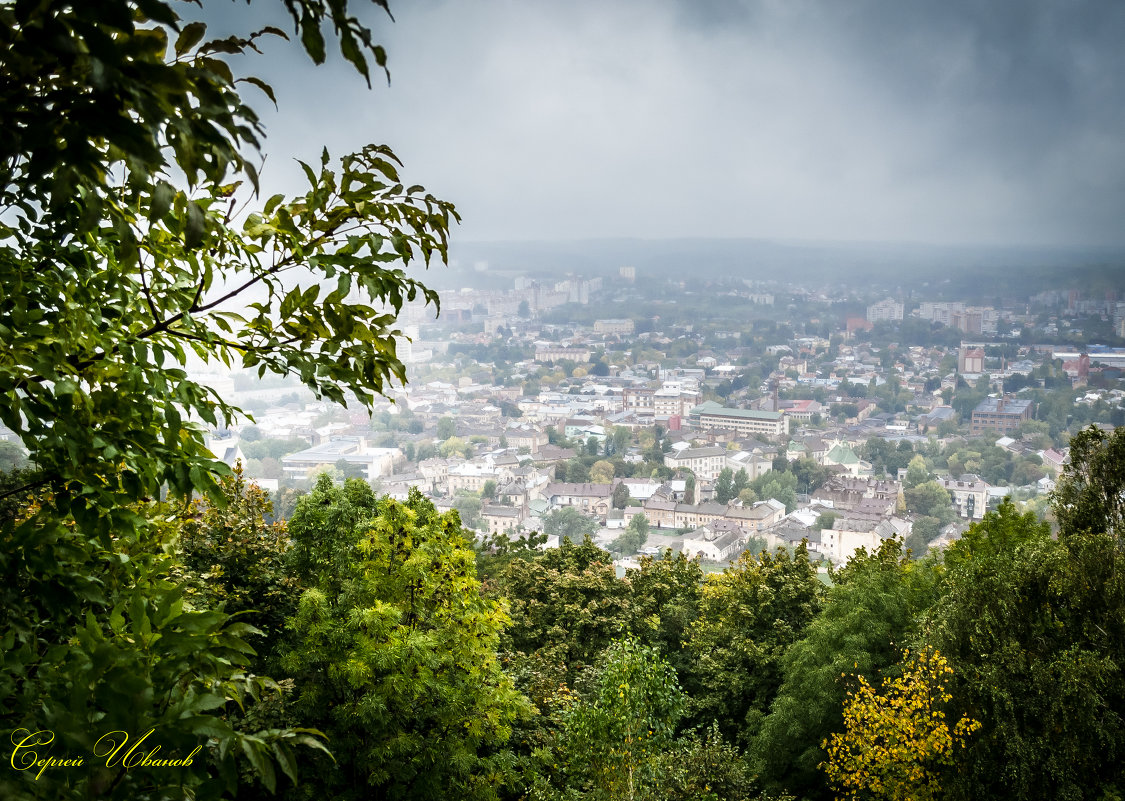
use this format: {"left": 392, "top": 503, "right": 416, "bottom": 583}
{"left": 0, "top": 1, "right": 458, "bottom": 796}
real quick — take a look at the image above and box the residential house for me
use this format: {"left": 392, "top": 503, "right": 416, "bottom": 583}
{"left": 672, "top": 501, "right": 727, "bottom": 530}
{"left": 664, "top": 445, "right": 727, "bottom": 481}
{"left": 641, "top": 497, "right": 678, "bottom": 528}
{"left": 820, "top": 516, "right": 911, "bottom": 564}
{"left": 682, "top": 519, "right": 749, "bottom": 562}
{"left": 725, "top": 450, "right": 774, "bottom": 481}
{"left": 481, "top": 505, "right": 525, "bottom": 536}
{"left": 724, "top": 499, "right": 787, "bottom": 531}
{"left": 939, "top": 474, "right": 990, "bottom": 520}
{"left": 544, "top": 482, "right": 614, "bottom": 518}
{"left": 812, "top": 475, "right": 903, "bottom": 512}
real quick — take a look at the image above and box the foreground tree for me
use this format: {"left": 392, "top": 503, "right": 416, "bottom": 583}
{"left": 0, "top": 0, "right": 457, "bottom": 796}
{"left": 282, "top": 479, "right": 529, "bottom": 800}
{"left": 498, "top": 537, "right": 629, "bottom": 692}
{"left": 926, "top": 500, "right": 1125, "bottom": 801}
{"left": 548, "top": 638, "right": 685, "bottom": 801}
{"left": 821, "top": 647, "right": 980, "bottom": 801}
{"left": 176, "top": 464, "right": 299, "bottom": 673}
{"left": 624, "top": 550, "right": 704, "bottom": 686}
{"left": 686, "top": 545, "right": 823, "bottom": 746}
{"left": 752, "top": 541, "right": 943, "bottom": 799}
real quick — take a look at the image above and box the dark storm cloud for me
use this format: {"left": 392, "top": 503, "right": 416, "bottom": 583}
{"left": 206, "top": 0, "right": 1125, "bottom": 247}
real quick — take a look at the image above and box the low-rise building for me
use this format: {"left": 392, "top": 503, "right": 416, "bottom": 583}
{"left": 820, "top": 516, "right": 911, "bottom": 564}
{"left": 939, "top": 474, "right": 990, "bottom": 520}
{"left": 689, "top": 401, "right": 788, "bottom": 438}
{"left": 664, "top": 445, "right": 727, "bottom": 481}
{"left": 544, "top": 482, "right": 614, "bottom": 517}
{"left": 281, "top": 438, "right": 399, "bottom": 481}
{"left": 593, "top": 319, "right": 635, "bottom": 335}
{"left": 682, "top": 519, "right": 750, "bottom": 562}
{"left": 481, "top": 505, "right": 525, "bottom": 535}
{"left": 970, "top": 396, "right": 1033, "bottom": 436}
{"left": 535, "top": 346, "right": 591, "bottom": 364}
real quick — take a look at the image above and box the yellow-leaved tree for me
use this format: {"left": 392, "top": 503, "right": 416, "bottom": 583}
{"left": 820, "top": 647, "right": 980, "bottom": 801}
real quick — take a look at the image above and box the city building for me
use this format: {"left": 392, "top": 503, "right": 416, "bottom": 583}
{"left": 593, "top": 318, "right": 635, "bottom": 335}
{"left": 939, "top": 474, "right": 990, "bottom": 520}
{"left": 867, "top": 298, "right": 904, "bottom": 323}
{"left": 689, "top": 401, "right": 788, "bottom": 438}
{"left": 970, "top": 397, "right": 1034, "bottom": 436}
{"left": 664, "top": 446, "right": 727, "bottom": 481}
{"left": 958, "top": 347, "right": 984, "bottom": 375}
{"left": 534, "top": 346, "right": 591, "bottom": 364}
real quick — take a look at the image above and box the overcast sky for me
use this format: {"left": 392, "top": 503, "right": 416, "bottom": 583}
{"left": 210, "top": 0, "right": 1125, "bottom": 248}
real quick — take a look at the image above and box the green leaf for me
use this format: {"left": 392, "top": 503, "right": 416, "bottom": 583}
{"left": 175, "top": 22, "right": 207, "bottom": 57}
{"left": 185, "top": 200, "right": 206, "bottom": 248}
{"left": 272, "top": 742, "right": 299, "bottom": 785}
{"left": 300, "top": 17, "right": 326, "bottom": 64}
{"left": 150, "top": 181, "right": 175, "bottom": 221}
{"left": 242, "top": 739, "right": 276, "bottom": 792}
{"left": 239, "top": 76, "right": 277, "bottom": 107}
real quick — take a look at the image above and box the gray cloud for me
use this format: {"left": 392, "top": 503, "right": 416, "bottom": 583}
{"left": 209, "top": 0, "right": 1125, "bottom": 247}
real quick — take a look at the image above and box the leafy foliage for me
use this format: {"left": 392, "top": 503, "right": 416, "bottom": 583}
{"left": 747, "top": 471, "right": 799, "bottom": 512}
{"left": 645, "top": 724, "right": 759, "bottom": 801}
{"left": 0, "top": 497, "right": 320, "bottom": 800}
{"left": 282, "top": 482, "right": 529, "bottom": 800}
{"left": 612, "top": 513, "right": 650, "bottom": 555}
{"left": 543, "top": 506, "right": 600, "bottom": 544}
{"left": 0, "top": 1, "right": 458, "bottom": 795}
{"left": 1, "top": 3, "right": 456, "bottom": 520}
{"left": 625, "top": 550, "right": 704, "bottom": 685}
{"left": 686, "top": 546, "right": 823, "bottom": 746}
{"left": 925, "top": 502, "right": 1125, "bottom": 801}
{"left": 904, "top": 480, "right": 954, "bottom": 523}
{"left": 752, "top": 540, "right": 943, "bottom": 798}
{"left": 550, "top": 638, "right": 685, "bottom": 801}
{"left": 1053, "top": 424, "right": 1125, "bottom": 539}
{"left": 612, "top": 481, "right": 631, "bottom": 509}
{"left": 821, "top": 647, "right": 980, "bottom": 801}
{"left": 715, "top": 468, "right": 735, "bottom": 504}
{"left": 176, "top": 464, "right": 298, "bottom": 672}
{"left": 499, "top": 537, "right": 630, "bottom": 689}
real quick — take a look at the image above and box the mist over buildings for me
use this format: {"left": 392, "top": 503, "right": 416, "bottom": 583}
{"left": 209, "top": 0, "right": 1125, "bottom": 252}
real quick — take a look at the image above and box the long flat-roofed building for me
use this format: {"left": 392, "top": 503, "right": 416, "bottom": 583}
{"left": 689, "top": 401, "right": 788, "bottom": 439}
{"left": 970, "top": 396, "right": 1033, "bottom": 436}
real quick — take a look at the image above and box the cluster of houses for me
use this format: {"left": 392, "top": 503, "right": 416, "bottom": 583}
{"left": 194, "top": 274, "right": 1124, "bottom": 569}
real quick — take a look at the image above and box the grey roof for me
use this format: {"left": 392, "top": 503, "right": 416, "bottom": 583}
{"left": 972, "top": 397, "right": 1033, "bottom": 415}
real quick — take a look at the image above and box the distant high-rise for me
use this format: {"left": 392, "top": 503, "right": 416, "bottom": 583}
{"left": 866, "top": 298, "right": 904, "bottom": 323}
{"left": 619, "top": 265, "right": 636, "bottom": 281}
{"left": 958, "top": 347, "right": 984, "bottom": 374}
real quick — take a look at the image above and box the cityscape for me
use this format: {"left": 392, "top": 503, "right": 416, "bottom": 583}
{"left": 154, "top": 261, "right": 1125, "bottom": 572}
{"left": 4, "top": 1, "right": 1125, "bottom": 800}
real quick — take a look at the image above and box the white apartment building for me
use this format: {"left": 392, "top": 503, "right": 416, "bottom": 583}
{"left": 664, "top": 446, "right": 727, "bottom": 481}
{"left": 867, "top": 298, "right": 904, "bottom": 322}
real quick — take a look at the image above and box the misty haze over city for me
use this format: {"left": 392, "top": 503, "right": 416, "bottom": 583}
{"left": 205, "top": 0, "right": 1125, "bottom": 256}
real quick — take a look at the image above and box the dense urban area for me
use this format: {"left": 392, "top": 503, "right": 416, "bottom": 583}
{"left": 89, "top": 267, "right": 1125, "bottom": 570}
